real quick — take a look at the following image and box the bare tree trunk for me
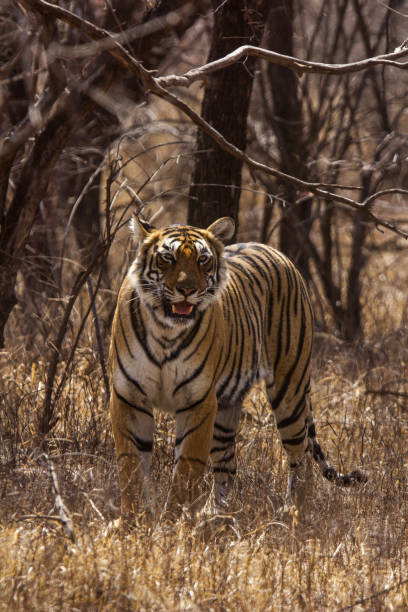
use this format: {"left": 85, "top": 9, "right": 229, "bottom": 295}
{"left": 188, "top": 0, "right": 268, "bottom": 233}
{"left": 343, "top": 211, "right": 368, "bottom": 340}
{"left": 263, "top": 0, "right": 311, "bottom": 277}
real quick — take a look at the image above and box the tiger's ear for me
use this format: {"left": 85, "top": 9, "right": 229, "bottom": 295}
{"left": 130, "top": 214, "right": 155, "bottom": 241}
{"left": 206, "top": 217, "right": 235, "bottom": 243}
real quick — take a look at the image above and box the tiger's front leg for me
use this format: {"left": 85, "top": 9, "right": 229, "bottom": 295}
{"left": 165, "top": 392, "right": 218, "bottom": 516}
{"left": 110, "top": 390, "right": 154, "bottom": 523}
{"left": 211, "top": 404, "right": 242, "bottom": 509}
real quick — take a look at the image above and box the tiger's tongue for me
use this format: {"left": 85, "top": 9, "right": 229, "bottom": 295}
{"left": 173, "top": 301, "right": 193, "bottom": 315}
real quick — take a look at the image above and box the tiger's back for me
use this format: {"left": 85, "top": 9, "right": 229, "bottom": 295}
{"left": 217, "top": 242, "right": 313, "bottom": 412}
{"left": 109, "top": 216, "right": 366, "bottom": 521}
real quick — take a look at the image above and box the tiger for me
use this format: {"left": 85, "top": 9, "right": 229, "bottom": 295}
{"left": 109, "top": 214, "right": 366, "bottom": 520}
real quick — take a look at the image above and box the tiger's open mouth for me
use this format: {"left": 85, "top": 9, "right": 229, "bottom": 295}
{"left": 162, "top": 298, "right": 196, "bottom": 321}
{"left": 171, "top": 300, "right": 194, "bottom": 317}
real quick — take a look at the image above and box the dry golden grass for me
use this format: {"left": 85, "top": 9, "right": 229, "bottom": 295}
{"left": 1, "top": 229, "right": 408, "bottom": 611}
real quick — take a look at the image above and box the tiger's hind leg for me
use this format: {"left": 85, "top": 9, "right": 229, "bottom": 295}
{"left": 285, "top": 429, "right": 314, "bottom": 509}
{"left": 210, "top": 403, "right": 242, "bottom": 509}
{"left": 267, "top": 375, "right": 366, "bottom": 509}
{"left": 266, "top": 377, "right": 314, "bottom": 508}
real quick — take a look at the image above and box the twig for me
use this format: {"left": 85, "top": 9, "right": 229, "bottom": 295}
{"left": 87, "top": 276, "right": 110, "bottom": 402}
{"left": 20, "top": 1, "right": 408, "bottom": 80}
{"left": 47, "top": 3, "right": 196, "bottom": 60}
{"left": 151, "top": 87, "right": 408, "bottom": 238}
{"left": 42, "top": 453, "right": 76, "bottom": 543}
{"left": 337, "top": 577, "right": 408, "bottom": 611}
{"left": 17, "top": 514, "right": 71, "bottom": 524}
{"left": 50, "top": 251, "right": 107, "bottom": 413}
{"left": 362, "top": 188, "right": 408, "bottom": 208}
{"left": 156, "top": 41, "right": 408, "bottom": 88}
{"left": 366, "top": 389, "right": 408, "bottom": 399}
{"left": 83, "top": 492, "right": 105, "bottom": 522}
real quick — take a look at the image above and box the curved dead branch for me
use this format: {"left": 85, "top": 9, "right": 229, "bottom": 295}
{"left": 156, "top": 40, "right": 408, "bottom": 88}
{"left": 19, "top": 0, "right": 408, "bottom": 239}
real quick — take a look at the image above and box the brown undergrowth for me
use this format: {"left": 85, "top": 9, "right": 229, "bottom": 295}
{"left": 1, "top": 237, "right": 408, "bottom": 611}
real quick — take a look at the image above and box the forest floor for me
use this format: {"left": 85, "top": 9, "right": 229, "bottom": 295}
{"left": 1, "top": 232, "right": 408, "bottom": 611}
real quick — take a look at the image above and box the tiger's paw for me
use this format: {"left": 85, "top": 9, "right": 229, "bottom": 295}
{"left": 214, "top": 478, "right": 234, "bottom": 512}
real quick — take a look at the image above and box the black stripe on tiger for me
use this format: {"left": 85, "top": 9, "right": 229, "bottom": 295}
{"left": 114, "top": 339, "right": 146, "bottom": 397}
{"left": 120, "top": 428, "right": 153, "bottom": 453}
{"left": 164, "top": 314, "right": 206, "bottom": 363}
{"left": 173, "top": 325, "right": 217, "bottom": 396}
{"left": 118, "top": 310, "right": 134, "bottom": 358}
{"left": 175, "top": 384, "right": 213, "bottom": 414}
{"left": 175, "top": 412, "right": 211, "bottom": 448}
{"left": 277, "top": 394, "right": 307, "bottom": 431}
{"left": 272, "top": 310, "right": 309, "bottom": 409}
{"left": 129, "top": 291, "right": 161, "bottom": 367}
{"left": 213, "top": 465, "right": 237, "bottom": 475}
{"left": 174, "top": 456, "right": 207, "bottom": 467}
{"left": 214, "top": 422, "right": 235, "bottom": 434}
{"left": 113, "top": 387, "right": 153, "bottom": 418}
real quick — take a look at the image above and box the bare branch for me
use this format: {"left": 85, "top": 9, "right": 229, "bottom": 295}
{"left": 47, "top": 4, "right": 196, "bottom": 61}
{"left": 16, "top": 514, "right": 71, "bottom": 523}
{"left": 19, "top": 0, "right": 408, "bottom": 239}
{"left": 362, "top": 188, "right": 408, "bottom": 208}
{"left": 19, "top": 0, "right": 156, "bottom": 90}
{"left": 40, "top": 241, "right": 107, "bottom": 435}
{"left": 366, "top": 389, "right": 408, "bottom": 399}
{"left": 0, "top": 87, "right": 69, "bottom": 165}
{"left": 152, "top": 87, "right": 408, "bottom": 238}
{"left": 156, "top": 41, "right": 408, "bottom": 88}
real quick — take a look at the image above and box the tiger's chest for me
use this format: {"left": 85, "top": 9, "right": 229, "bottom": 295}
{"left": 122, "top": 323, "right": 219, "bottom": 415}
{"left": 152, "top": 360, "right": 209, "bottom": 413}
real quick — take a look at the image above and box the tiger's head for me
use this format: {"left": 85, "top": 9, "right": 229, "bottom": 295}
{"left": 129, "top": 215, "right": 235, "bottom": 327}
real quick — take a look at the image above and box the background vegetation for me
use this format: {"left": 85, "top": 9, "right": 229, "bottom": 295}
{"left": 1, "top": 0, "right": 408, "bottom": 609}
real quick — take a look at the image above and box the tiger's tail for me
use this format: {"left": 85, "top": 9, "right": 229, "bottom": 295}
{"left": 308, "top": 422, "right": 367, "bottom": 487}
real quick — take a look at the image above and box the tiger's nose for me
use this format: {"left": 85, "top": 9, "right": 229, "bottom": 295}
{"left": 177, "top": 286, "right": 196, "bottom": 296}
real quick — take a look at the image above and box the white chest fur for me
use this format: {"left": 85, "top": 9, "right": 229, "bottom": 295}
{"left": 113, "top": 307, "right": 219, "bottom": 415}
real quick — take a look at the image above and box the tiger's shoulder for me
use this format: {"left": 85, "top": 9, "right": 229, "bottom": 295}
{"left": 224, "top": 241, "right": 296, "bottom": 274}
{"left": 225, "top": 242, "right": 287, "bottom": 259}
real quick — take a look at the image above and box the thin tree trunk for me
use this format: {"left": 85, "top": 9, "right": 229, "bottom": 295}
{"left": 188, "top": 0, "right": 268, "bottom": 233}
{"left": 343, "top": 209, "right": 368, "bottom": 340}
{"left": 264, "top": 0, "right": 311, "bottom": 277}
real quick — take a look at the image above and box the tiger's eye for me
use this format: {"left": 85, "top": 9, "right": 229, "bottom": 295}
{"left": 198, "top": 254, "right": 211, "bottom": 265}
{"left": 157, "top": 252, "right": 174, "bottom": 266}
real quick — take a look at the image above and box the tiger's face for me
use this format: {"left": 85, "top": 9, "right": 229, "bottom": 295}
{"left": 129, "top": 216, "right": 235, "bottom": 327}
